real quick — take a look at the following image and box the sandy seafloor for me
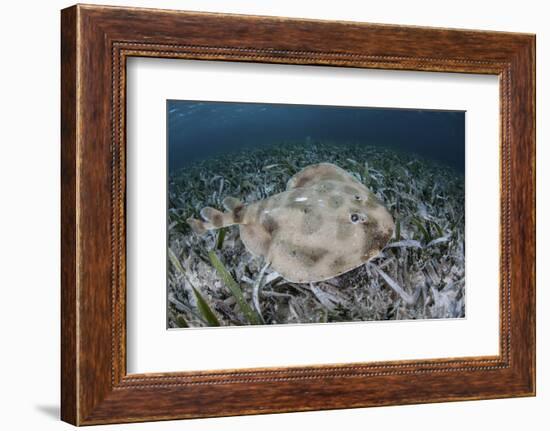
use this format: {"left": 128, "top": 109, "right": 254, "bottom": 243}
{"left": 167, "top": 142, "right": 465, "bottom": 328}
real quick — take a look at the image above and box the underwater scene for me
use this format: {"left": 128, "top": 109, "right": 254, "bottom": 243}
{"left": 167, "top": 101, "right": 465, "bottom": 328}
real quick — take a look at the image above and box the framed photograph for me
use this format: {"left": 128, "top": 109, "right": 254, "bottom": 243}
{"left": 61, "top": 4, "right": 536, "bottom": 425}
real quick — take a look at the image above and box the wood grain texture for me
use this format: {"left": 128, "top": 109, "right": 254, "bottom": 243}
{"left": 60, "top": 6, "right": 78, "bottom": 425}
{"left": 60, "top": 4, "right": 536, "bottom": 425}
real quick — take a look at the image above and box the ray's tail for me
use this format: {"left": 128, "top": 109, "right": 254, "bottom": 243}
{"left": 186, "top": 196, "right": 245, "bottom": 235}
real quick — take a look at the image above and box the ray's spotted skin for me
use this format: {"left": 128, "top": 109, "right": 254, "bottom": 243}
{"left": 187, "top": 163, "right": 395, "bottom": 283}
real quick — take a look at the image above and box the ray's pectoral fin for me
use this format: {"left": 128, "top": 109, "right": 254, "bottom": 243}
{"left": 239, "top": 224, "right": 272, "bottom": 258}
{"left": 286, "top": 162, "right": 363, "bottom": 190}
{"left": 186, "top": 202, "right": 246, "bottom": 235}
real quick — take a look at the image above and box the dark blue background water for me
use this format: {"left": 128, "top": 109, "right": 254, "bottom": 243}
{"left": 167, "top": 100, "right": 465, "bottom": 173}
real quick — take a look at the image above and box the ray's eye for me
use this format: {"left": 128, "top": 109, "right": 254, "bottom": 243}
{"left": 350, "top": 213, "right": 359, "bottom": 223}
{"left": 354, "top": 195, "right": 362, "bottom": 201}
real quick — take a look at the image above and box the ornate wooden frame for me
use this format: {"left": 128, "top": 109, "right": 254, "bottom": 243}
{"left": 61, "top": 4, "right": 536, "bottom": 425}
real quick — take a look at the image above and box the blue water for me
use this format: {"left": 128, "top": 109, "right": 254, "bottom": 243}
{"left": 167, "top": 100, "right": 465, "bottom": 173}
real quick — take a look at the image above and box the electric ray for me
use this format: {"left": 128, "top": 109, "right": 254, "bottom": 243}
{"left": 187, "top": 163, "right": 394, "bottom": 283}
